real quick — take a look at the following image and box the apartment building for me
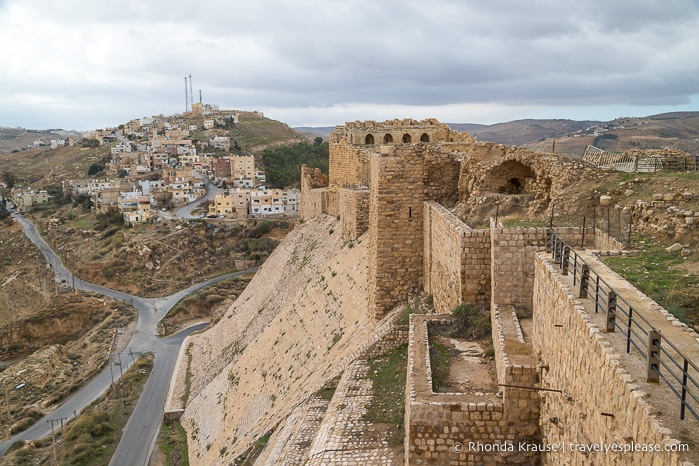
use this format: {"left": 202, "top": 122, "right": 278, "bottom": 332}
{"left": 250, "top": 189, "right": 284, "bottom": 217}
{"left": 232, "top": 155, "right": 255, "bottom": 188}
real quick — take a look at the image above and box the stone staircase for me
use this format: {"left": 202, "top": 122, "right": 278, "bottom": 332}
{"left": 258, "top": 359, "right": 402, "bottom": 465}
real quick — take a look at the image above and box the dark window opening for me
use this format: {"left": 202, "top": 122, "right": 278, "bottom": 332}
{"left": 420, "top": 133, "right": 430, "bottom": 142}
{"left": 402, "top": 133, "right": 411, "bottom": 143}
{"left": 365, "top": 134, "right": 375, "bottom": 145}
{"left": 383, "top": 133, "right": 393, "bottom": 144}
{"left": 500, "top": 177, "right": 527, "bottom": 194}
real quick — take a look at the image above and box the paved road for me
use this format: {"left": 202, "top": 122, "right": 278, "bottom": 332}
{"left": 175, "top": 176, "right": 222, "bottom": 219}
{"left": 0, "top": 214, "right": 255, "bottom": 464}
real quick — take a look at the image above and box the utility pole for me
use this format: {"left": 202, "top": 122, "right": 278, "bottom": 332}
{"left": 108, "top": 354, "right": 116, "bottom": 399}
{"left": 110, "top": 352, "right": 126, "bottom": 396}
{"left": 60, "top": 417, "right": 66, "bottom": 460}
{"left": 48, "top": 419, "right": 56, "bottom": 464}
{"left": 47, "top": 417, "right": 68, "bottom": 464}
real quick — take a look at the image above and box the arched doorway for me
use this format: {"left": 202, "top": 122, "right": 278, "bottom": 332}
{"left": 420, "top": 133, "right": 430, "bottom": 142}
{"left": 383, "top": 134, "right": 393, "bottom": 144}
{"left": 365, "top": 134, "right": 375, "bottom": 145}
{"left": 402, "top": 133, "right": 411, "bottom": 143}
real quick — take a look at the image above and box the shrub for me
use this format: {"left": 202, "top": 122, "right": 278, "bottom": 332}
{"left": 450, "top": 303, "right": 491, "bottom": 339}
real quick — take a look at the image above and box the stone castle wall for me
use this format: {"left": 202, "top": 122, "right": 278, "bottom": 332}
{"left": 328, "top": 140, "right": 370, "bottom": 188}
{"left": 310, "top": 119, "right": 612, "bottom": 322}
{"left": 490, "top": 225, "right": 548, "bottom": 310}
{"left": 405, "top": 315, "right": 540, "bottom": 465}
{"left": 367, "top": 146, "right": 426, "bottom": 319}
{"left": 300, "top": 165, "right": 329, "bottom": 220}
{"left": 593, "top": 227, "right": 627, "bottom": 250}
{"left": 340, "top": 187, "right": 370, "bottom": 241}
{"left": 423, "top": 202, "right": 490, "bottom": 314}
{"left": 490, "top": 303, "right": 540, "bottom": 434}
{"left": 532, "top": 253, "right": 687, "bottom": 466}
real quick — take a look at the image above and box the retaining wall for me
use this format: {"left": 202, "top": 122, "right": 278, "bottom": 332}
{"left": 532, "top": 253, "right": 687, "bottom": 465}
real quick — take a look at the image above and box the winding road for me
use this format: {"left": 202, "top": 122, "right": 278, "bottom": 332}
{"left": 0, "top": 213, "right": 255, "bottom": 464}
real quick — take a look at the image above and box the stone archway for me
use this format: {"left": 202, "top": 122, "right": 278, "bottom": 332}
{"left": 482, "top": 160, "right": 536, "bottom": 194}
{"left": 365, "top": 134, "right": 375, "bottom": 145}
{"left": 383, "top": 133, "right": 393, "bottom": 144}
{"left": 402, "top": 133, "right": 411, "bottom": 143}
{"left": 420, "top": 133, "right": 430, "bottom": 142}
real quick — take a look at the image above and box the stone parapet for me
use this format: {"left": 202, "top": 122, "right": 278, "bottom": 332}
{"left": 532, "top": 253, "right": 691, "bottom": 466}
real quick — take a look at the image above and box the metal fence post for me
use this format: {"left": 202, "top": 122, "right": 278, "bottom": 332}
{"left": 647, "top": 330, "right": 661, "bottom": 383}
{"left": 606, "top": 290, "right": 616, "bottom": 332}
{"left": 681, "top": 358, "right": 689, "bottom": 420}
{"left": 561, "top": 246, "right": 570, "bottom": 276}
{"left": 626, "top": 307, "right": 633, "bottom": 353}
{"left": 578, "top": 264, "right": 590, "bottom": 299}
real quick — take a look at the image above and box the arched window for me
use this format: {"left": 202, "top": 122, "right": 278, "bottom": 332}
{"left": 420, "top": 133, "right": 430, "bottom": 142}
{"left": 383, "top": 133, "right": 393, "bottom": 144}
{"left": 402, "top": 133, "right": 411, "bottom": 143}
{"left": 365, "top": 134, "right": 375, "bottom": 145}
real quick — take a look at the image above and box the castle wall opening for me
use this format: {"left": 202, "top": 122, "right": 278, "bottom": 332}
{"left": 483, "top": 160, "right": 536, "bottom": 194}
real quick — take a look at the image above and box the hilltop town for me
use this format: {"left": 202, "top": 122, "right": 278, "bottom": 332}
{"left": 5, "top": 108, "right": 303, "bottom": 225}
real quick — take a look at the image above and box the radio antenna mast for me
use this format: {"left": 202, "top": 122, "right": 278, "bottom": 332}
{"left": 189, "top": 75, "right": 194, "bottom": 110}
{"left": 184, "top": 76, "right": 189, "bottom": 112}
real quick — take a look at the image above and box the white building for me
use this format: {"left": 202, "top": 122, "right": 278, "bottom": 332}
{"left": 283, "top": 188, "right": 300, "bottom": 215}
{"left": 250, "top": 189, "right": 284, "bottom": 217}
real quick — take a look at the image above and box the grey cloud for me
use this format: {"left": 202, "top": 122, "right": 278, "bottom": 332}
{"left": 0, "top": 0, "right": 698, "bottom": 129}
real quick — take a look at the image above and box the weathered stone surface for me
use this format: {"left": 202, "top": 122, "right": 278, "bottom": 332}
{"left": 666, "top": 243, "right": 684, "bottom": 253}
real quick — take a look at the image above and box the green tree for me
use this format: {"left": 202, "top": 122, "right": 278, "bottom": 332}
{"left": 261, "top": 141, "right": 329, "bottom": 188}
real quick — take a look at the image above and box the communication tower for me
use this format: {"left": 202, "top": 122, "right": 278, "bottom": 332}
{"left": 184, "top": 76, "right": 189, "bottom": 112}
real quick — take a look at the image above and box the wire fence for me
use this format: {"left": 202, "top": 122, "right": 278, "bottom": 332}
{"left": 548, "top": 205, "right": 634, "bottom": 248}
{"left": 546, "top": 229, "right": 699, "bottom": 422}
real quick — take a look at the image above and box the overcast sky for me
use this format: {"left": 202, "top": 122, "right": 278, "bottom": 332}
{"left": 1, "top": 0, "right": 698, "bottom": 131}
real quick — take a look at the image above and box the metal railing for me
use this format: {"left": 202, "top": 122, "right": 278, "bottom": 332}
{"left": 546, "top": 229, "right": 699, "bottom": 421}
{"left": 582, "top": 145, "right": 699, "bottom": 173}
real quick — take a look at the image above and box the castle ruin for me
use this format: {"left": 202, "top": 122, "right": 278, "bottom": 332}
{"left": 298, "top": 119, "right": 698, "bottom": 465}
{"left": 169, "top": 119, "right": 697, "bottom": 465}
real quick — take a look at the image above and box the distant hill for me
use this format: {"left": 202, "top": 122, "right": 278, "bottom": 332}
{"left": 0, "top": 127, "right": 80, "bottom": 155}
{"left": 522, "top": 112, "right": 699, "bottom": 157}
{"left": 294, "top": 126, "right": 336, "bottom": 141}
{"left": 449, "top": 119, "right": 600, "bottom": 147}
{"left": 295, "top": 112, "right": 699, "bottom": 158}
